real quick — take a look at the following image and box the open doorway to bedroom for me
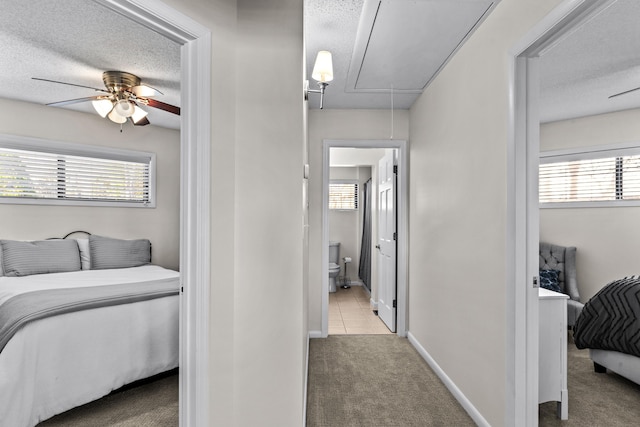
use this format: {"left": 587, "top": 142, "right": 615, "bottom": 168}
{"left": 510, "top": 0, "right": 632, "bottom": 423}
{"left": 0, "top": 1, "right": 210, "bottom": 425}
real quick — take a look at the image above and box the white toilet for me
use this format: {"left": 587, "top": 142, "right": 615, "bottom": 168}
{"left": 329, "top": 241, "right": 341, "bottom": 293}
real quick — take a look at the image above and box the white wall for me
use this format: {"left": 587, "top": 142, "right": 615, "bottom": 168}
{"left": 159, "top": 0, "right": 306, "bottom": 425}
{"left": 540, "top": 108, "right": 640, "bottom": 301}
{"left": 308, "top": 109, "right": 409, "bottom": 332}
{"left": 0, "top": 98, "right": 180, "bottom": 269}
{"left": 408, "top": 0, "right": 564, "bottom": 425}
{"left": 329, "top": 167, "right": 360, "bottom": 277}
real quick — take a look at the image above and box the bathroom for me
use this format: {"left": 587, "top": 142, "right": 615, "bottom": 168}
{"left": 328, "top": 147, "right": 396, "bottom": 335}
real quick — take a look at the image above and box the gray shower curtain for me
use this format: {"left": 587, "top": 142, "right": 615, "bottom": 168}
{"left": 358, "top": 179, "right": 372, "bottom": 291}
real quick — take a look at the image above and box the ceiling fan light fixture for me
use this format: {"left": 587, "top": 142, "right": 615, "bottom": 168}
{"left": 114, "top": 99, "right": 135, "bottom": 118}
{"left": 131, "top": 105, "right": 149, "bottom": 124}
{"left": 131, "top": 84, "right": 162, "bottom": 97}
{"left": 107, "top": 109, "right": 127, "bottom": 124}
{"left": 92, "top": 98, "right": 114, "bottom": 118}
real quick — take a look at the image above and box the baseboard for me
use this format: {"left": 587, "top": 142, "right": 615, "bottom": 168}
{"left": 309, "top": 330, "right": 323, "bottom": 339}
{"left": 370, "top": 299, "right": 378, "bottom": 310}
{"left": 407, "top": 332, "right": 490, "bottom": 427}
{"left": 303, "top": 333, "right": 310, "bottom": 427}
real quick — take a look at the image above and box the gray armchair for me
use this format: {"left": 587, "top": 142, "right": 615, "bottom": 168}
{"left": 539, "top": 242, "right": 584, "bottom": 328}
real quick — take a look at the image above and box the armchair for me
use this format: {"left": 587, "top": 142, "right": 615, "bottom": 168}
{"left": 539, "top": 242, "right": 584, "bottom": 328}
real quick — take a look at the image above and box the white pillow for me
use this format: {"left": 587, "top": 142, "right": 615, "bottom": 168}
{"left": 75, "top": 239, "right": 91, "bottom": 270}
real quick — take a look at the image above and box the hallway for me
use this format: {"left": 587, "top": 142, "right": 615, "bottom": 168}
{"left": 306, "top": 335, "right": 473, "bottom": 426}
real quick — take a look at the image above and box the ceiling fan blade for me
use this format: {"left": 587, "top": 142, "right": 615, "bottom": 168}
{"left": 32, "top": 77, "right": 110, "bottom": 93}
{"left": 608, "top": 86, "right": 640, "bottom": 99}
{"left": 131, "top": 116, "right": 150, "bottom": 126}
{"left": 145, "top": 98, "right": 181, "bottom": 115}
{"left": 46, "top": 96, "right": 104, "bottom": 107}
{"left": 131, "top": 84, "right": 163, "bottom": 97}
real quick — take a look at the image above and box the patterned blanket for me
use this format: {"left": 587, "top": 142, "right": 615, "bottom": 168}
{"left": 574, "top": 276, "right": 640, "bottom": 358}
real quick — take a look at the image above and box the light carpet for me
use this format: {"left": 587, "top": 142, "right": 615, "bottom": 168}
{"left": 306, "top": 335, "right": 475, "bottom": 426}
{"left": 539, "top": 336, "right": 640, "bottom": 426}
{"left": 37, "top": 371, "right": 178, "bottom": 427}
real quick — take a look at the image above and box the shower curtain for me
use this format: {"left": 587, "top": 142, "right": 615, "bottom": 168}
{"left": 359, "top": 179, "right": 372, "bottom": 291}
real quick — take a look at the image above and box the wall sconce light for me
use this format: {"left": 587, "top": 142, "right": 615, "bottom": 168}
{"left": 305, "top": 50, "right": 334, "bottom": 109}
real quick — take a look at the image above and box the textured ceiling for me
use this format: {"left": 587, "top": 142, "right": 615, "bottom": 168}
{"left": 305, "top": 0, "right": 495, "bottom": 110}
{"left": 1, "top": 0, "right": 638, "bottom": 127}
{"left": 539, "top": 0, "right": 640, "bottom": 123}
{"left": 0, "top": 0, "right": 181, "bottom": 129}
{"left": 308, "top": 0, "right": 640, "bottom": 122}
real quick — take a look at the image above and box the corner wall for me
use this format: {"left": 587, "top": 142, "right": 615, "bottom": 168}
{"left": 0, "top": 98, "right": 180, "bottom": 269}
{"left": 540, "top": 108, "right": 640, "bottom": 301}
{"left": 234, "top": 1, "right": 305, "bottom": 425}
{"left": 152, "top": 0, "right": 306, "bottom": 424}
{"left": 408, "top": 0, "right": 563, "bottom": 425}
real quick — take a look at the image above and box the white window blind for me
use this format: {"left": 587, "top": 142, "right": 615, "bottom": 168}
{"left": 540, "top": 145, "right": 640, "bottom": 206}
{"left": 0, "top": 134, "right": 155, "bottom": 207}
{"left": 329, "top": 181, "right": 358, "bottom": 210}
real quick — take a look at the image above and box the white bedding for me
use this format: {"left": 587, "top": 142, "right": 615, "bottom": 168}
{"left": 0, "top": 265, "right": 180, "bottom": 427}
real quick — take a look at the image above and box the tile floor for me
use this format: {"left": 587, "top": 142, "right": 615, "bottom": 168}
{"left": 328, "top": 284, "right": 393, "bottom": 335}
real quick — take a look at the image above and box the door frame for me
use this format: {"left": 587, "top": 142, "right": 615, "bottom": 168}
{"left": 508, "top": 0, "right": 615, "bottom": 424}
{"left": 321, "top": 139, "right": 408, "bottom": 337}
{"left": 94, "top": 1, "right": 211, "bottom": 426}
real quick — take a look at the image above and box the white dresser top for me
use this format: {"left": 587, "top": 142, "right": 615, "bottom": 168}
{"left": 538, "top": 287, "right": 570, "bottom": 299}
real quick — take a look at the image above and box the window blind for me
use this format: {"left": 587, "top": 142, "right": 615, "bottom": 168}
{"left": 0, "top": 147, "right": 151, "bottom": 204}
{"left": 329, "top": 182, "right": 358, "bottom": 210}
{"left": 539, "top": 154, "right": 640, "bottom": 203}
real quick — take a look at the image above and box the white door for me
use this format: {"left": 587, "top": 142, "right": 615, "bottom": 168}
{"left": 377, "top": 149, "right": 397, "bottom": 332}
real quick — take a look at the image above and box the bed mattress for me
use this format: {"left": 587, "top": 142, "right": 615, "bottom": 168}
{"left": 0, "top": 265, "right": 180, "bottom": 427}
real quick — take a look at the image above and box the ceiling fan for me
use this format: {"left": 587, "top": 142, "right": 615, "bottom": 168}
{"left": 32, "top": 71, "right": 180, "bottom": 127}
{"left": 608, "top": 85, "right": 640, "bottom": 99}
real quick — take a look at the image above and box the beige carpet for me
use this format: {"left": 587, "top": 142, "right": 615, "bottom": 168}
{"left": 306, "top": 335, "right": 475, "bottom": 426}
{"left": 37, "top": 371, "right": 178, "bottom": 427}
{"left": 539, "top": 337, "right": 640, "bottom": 426}
{"left": 32, "top": 335, "right": 640, "bottom": 426}
{"left": 308, "top": 334, "right": 640, "bottom": 427}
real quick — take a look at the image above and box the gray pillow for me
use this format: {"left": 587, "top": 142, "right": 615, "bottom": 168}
{"left": 89, "top": 235, "right": 151, "bottom": 270}
{"left": 1, "top": 239, "right": 81, "bottom": 277}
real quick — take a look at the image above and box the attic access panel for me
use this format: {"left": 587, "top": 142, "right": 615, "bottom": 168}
{"left": 349, "top": 0, "right": 494, "bottom": 92}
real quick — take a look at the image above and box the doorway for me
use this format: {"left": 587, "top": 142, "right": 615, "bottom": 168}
{"left": 327, "top": 148, "right": 395, "bottom": 335}
{"left": 321, "top": 139, "right": 408, "bottom": 338}
{"left": 93, "top": 1, "right": 212, "bottom": 425}
{"left": 509, "top": 0, "right": 615, "bottom": 424}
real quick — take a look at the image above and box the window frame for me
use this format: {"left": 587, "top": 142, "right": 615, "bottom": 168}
{"left": 540, "top": 141, "right": 640, "bottom": 209}
{"left": 0, "top": 133, "right": 156, "bottom": 208}
{"left": 328, "top": 179, "right": 359, "bottom": 211}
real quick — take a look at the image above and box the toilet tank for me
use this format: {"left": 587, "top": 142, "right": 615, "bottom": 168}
{"left": 329, "top": 241, "right": 340, "bottom": 264}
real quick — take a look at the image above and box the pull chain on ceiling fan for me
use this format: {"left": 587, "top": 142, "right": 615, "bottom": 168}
{"left": 32, "top": 71, "right": 180, "bottom": 128}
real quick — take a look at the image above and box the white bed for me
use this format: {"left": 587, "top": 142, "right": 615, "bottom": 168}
{"left": 590, "top": 349, "right": 640, "bottom": 385}
{"left": 573, "top": 275, "right": 640, "bottom": 387}
{"left": 0, "top": 241, "right": 179, "bottom": 427}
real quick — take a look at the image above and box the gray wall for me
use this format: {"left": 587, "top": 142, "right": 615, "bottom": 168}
{"left": 540, "top": 108, "right": 640, "bottom": 301}
{"left": 408, "top": 0, "right": 565, "bottom": 424}
{"left": 159, "top": 0, "right": 307, "bottom": 424}
{"left": 329, "top": 166, "right": 360, "bottom": 279}
{"left": 0, "top": 98, "right": 180, "bottom": 270}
